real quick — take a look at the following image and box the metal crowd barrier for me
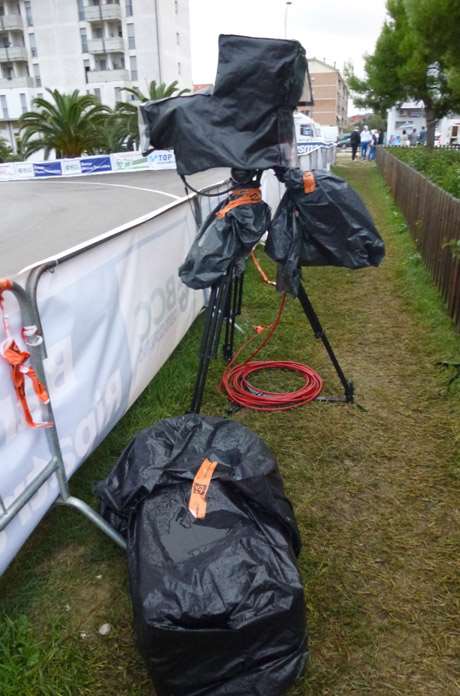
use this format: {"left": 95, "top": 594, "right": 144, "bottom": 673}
{"left": 0, "top": 147, "right": 335, "bottom": 573}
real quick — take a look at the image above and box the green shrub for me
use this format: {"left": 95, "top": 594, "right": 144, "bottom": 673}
{"left": 388, "top": 147, "right": 460, "bottom": 198}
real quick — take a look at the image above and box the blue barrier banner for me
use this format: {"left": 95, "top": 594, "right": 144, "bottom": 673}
{"left": 80, "top": 156, "right": 112, "bottom": 174}
{"left": 33, "top": 161, "right": 62, "bottom": 178}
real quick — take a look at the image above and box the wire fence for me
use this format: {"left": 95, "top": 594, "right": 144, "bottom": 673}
{"left": 377, "top": 147, "right": 460, "bottom": 329}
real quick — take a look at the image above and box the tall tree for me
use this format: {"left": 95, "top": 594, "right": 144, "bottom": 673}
{"left": 346, "top": 0, "right": 460, "bottom": 147}
{"left": 0, "top": 137, "right": 13, "bottom": 162}
{"left": 19, "top": 88, "right": 110, "bottom": 159}
{"left": 113, "top": 80, "right": 190, "bottom": 149}
{"left": 123, "top": 79, "right": 190, "bottom": 103}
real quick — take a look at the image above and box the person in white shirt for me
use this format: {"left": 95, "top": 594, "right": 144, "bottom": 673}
{"left": 360, "top": 125, "right": 372, "bottom": 159}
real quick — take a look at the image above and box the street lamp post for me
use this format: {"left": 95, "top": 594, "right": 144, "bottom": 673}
{"left": 284, "top": 1, "right": 293, "bottom": 39}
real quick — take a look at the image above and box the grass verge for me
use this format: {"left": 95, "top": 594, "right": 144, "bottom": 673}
{"left": 1, "top": 160, "right": 459, "bottom": 695}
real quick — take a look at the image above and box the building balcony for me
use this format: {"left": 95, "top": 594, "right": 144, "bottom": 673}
{"left": 0, "top": 14, "right": 24, "bottom": 32}
{"left": 0, "top": 75, "right": 34, "bottom": 88}
{"left": 87, "top": 37, "right": 124, "bottom": 54}
{"left": 0, "top": 46, "right": 28, "bottom": 62}
{"left": 85, "top": 4, "right": 122, "bottom": 22}
{"left": 87, "top": 68, "right": 129, "bottom": 83}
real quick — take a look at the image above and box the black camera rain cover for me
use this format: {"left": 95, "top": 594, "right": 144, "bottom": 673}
{"left": 95, "top": 414, "right": 307, "bottom": 696}
{"left": 139, "top": 34, "right": 309, "bottom": 175}
{"left": 179, "top": 193, "right": 271, "bottom": 289}
{"left": 266, "top": 168, "right": 385, "bottom": 294}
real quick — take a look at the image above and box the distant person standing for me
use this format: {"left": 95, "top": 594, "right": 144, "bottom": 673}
{"left": 350, "top": 127, "right": 360, "bottom": 161}
{"left": 418, "top": 126, "right": 427, "bottom": 145}
{"left": 409, "top": 128, "right": 418, "bottom": 146}
{"left": 368, "top": 130, "right": 379, "bottom": 160}
{"left": 401, "top": 129, "right": 410, "bottom": 146}
{"left": 378, "top": 129, "right": 384, "bottom": 145}
{"left": 360, "top": 125, "right": 372, "bottom": 159}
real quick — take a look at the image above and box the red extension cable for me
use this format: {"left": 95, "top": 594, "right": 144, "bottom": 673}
{"left": 221, "top": 291, "right": 324, "bottom": 411}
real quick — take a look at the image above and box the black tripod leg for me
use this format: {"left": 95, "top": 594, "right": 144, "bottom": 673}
{"left": 190, "top": 275, "right": 233, "bottom": 413}
{"left": 222, "top": 269, "right": 243, "bottom": 363}
{"left": 297, "top": 281, "right": 354, "bottom": 402}
{"left": 222, "top": 270, "right": 236, "bottom": 363}
{"left": 190, "top": 285, "right": 218, "bottom": 413}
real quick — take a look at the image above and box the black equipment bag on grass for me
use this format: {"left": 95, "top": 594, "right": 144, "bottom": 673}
{"left": 267, "top": 168, "right": 385, "bottom": 294}
{"left": 95, "top": 414, "right": 307, "bottom": 696}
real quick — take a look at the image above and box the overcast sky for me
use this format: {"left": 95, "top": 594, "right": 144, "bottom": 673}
{"left": 189, "top": 0, "right": 389, "bottom": 113}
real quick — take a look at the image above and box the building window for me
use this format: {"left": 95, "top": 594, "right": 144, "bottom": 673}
{"left": 93, "top": 87, "right": 101, "bottom": 101}
{"left": 20, "top": 92, "right": 27, "bottom": 113}
{"left": 125, "top": 0, "right": 133, "bottom": 16}
{"left": 112, "top": 54, "right": 124, "bottom": 69}
{"left": 93, "top": 26, "right": 103, "bottom": 39}
{"left": 77, "top": 0, "right": 85, "bottom": 20}
{"left": 127, "top": 23, "right": 135, "bottom": 49}
{"left": 83, "top": 58, "right": 90, "bottom": 82}
{"left": 115, "top": 86, "right": 121, "bottom": 102}
{"left": 177, "top": 61, "right": 181, "bottom": 75}
{"left": 0, "top": 5, "right": 4, "bottom": 17}
{"left": 129, "top": 54, "right": 137, "bottom": 81}
{"left": 176, "top": 32, "right": 180, "bottom": 45}
{"left": 24, "top": 0, "right": 33, "bottom": 26}
{"left": 80, "top": 27, "right": 88, "bottom": 52}
{"left": 33, "top": 63, "right": 41, "bottom": 86}
{"left": 174, "top": 0, "right": 178, "bottom": 14}
{"left": 0, "top": 95, "right": 9, "bottom": 119}
{"left": 96, "top": 57, "right": 107, "bottom": 70}
{"left": 29, "top": 32, "right": 37, "bottom": 57}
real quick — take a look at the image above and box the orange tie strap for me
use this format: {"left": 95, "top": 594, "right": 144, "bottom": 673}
{"left": 215, "top": 187, "right": 262, "bottom": 219}
{"left": 1, "top": 338, "right": 52, "bottom": 429}
{"left": 0, "top": 284, "right": 52, "bottom": 429}
{"left": 303, "top": 171, "right": 316, "bottom": 194}
{"left": 0, "top": 279, "right": 13, "bottom": 292}
{"left": 188, "top": 458, "right": 218, "bottom": 519}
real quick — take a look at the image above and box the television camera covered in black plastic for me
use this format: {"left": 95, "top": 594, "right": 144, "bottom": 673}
{"left": 139, "top": 34, "right": 313, "bottom": 175}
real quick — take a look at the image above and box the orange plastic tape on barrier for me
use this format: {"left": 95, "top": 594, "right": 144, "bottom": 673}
{"left": 215, "top": 187, "right": 262, "bottom": 219}
{"left": 303, "top": 171, "right": 316, "bottom": 194}
{"left": 0, "top": 278, "right": 13, "bottom": 292}
{"left": 189, "top": 458, "right": 218, "bottom": 519}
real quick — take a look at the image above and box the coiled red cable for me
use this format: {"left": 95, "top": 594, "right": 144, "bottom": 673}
{"left": 221, "top": 293, "right": 324, "bottom": 411}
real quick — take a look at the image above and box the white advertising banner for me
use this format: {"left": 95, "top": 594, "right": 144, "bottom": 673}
{"left": 0, "top": 200, "right": 203, "bottom": 574}
{"left": 0, "top": 167, "right": 297, "bottom": 574}
{"left": 0, "top": 150, "right": 176, "bottom": 181}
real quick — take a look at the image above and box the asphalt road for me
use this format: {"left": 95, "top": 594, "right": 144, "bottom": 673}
{"left": 0, "top": 168, "right": 229, "bottom": 277}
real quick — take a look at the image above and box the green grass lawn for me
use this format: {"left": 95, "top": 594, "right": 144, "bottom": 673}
{"left": 1, "top": 160, "right": 459, "bottom": 695}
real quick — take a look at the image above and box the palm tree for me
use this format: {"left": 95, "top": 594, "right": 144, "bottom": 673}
{"left": 19, "top": 88, "right": 111, "bottom": 159}
{"left": 123, "top": 79, "right": 190, "bottom": 103}
{"left": 113, "top": 80, "right": 190, "bottom": 149}
{"left": 0, "top": 137, "right": 13, "bottom": 162}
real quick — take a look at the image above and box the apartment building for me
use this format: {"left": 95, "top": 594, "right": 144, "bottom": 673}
{"left": 302, "top": 58, "right": 348, "bottom": 132}
{"left": 0, "top": 0, "right": 192, "bottom": 149}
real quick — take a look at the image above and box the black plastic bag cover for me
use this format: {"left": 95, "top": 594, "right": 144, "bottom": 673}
{"left": 95, "top": 414, "right": 307, "bottom": 696}
{"left": 266, "top": 168, "right": 385, "bottom": 294}
{"left": 179, "top": 193, "right": 271, "bottom": 289}
{"left": 139, "top": 34, "right": 308, "bottom": 175}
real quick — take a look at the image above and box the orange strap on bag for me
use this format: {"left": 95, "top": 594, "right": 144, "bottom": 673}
{"left": 188, "top": 458, "right": 218, "bottom": 519}
{"left": 215, "top": 187, "right": 262, "bottom": 219}
{"left": 0, "top": 282, "right": 52, "bottom": 429}
{"left": 303, "top": 171, "right": 316, "bottom": 194}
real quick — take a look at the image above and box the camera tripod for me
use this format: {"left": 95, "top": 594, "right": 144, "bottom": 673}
{"left": 190, "top": 260, "right": 354, "bottom": 414}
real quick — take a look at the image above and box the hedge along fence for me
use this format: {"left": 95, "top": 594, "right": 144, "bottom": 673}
{"left": 377, "top": 147, "right": 460, "bottom": 329}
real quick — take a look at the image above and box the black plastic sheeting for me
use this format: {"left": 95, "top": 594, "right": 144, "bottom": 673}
{"left": 179, "top": 192, "right": 271, "bottom": 290}
{"left": 139, "top": 34, "right": 309, "bottom": 175}
{"left": 266, "top": 168, "right": 385, "bottom": 295}
{"left": 95, "top": 414, "right": 307, "bottom": 696}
